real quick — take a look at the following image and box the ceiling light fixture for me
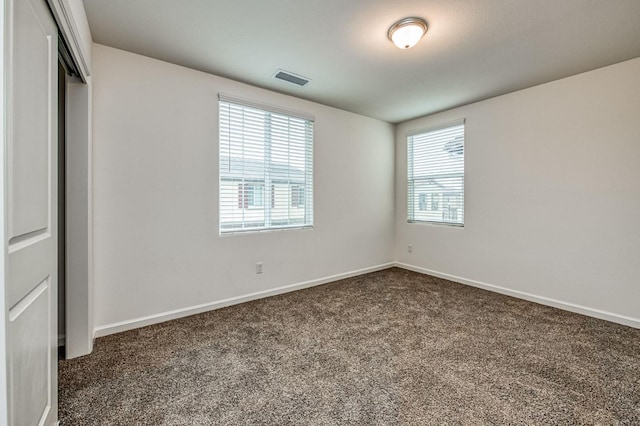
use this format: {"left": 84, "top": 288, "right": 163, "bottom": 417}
{"left": 388, "top": 17, "right": 428, "bottom": 49}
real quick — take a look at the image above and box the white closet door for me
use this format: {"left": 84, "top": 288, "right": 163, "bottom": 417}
{"left": 5, "top": 0, "right": 58, "bottom": 423}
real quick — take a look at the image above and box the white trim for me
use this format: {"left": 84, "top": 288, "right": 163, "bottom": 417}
{"left": 94, "top": 261, "right": 640, "bottom": 338}
{"left": 64, "top": 78, "right": 93, "bottom": 359}
{"left": 47, "top": 0, "right": 90, "bottom": 79}
{"left": 0, "top": 0, "right": 8, "bottom": 422}
{"left": 94, "top": 262, "right": 394, "bottom": 337}
{"left": 394, "top": 262, "right": 640, "bottom": 329}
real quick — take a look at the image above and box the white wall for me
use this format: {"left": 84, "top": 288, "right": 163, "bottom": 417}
{"left": 92, "top": 45, "right": 639, "bottom": 335}
{"left": 92, "top": 44, "right": 395, "bottom": 334}
{"left": 395, "top": 58, "right": 640, "bottom": 326}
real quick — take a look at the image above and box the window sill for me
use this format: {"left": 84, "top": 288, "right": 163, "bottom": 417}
{"left": 220, "top": 225, "right": 314, "bottom": 236}
{"left": 407, "top": 220, "right": 464, "bottom": 228}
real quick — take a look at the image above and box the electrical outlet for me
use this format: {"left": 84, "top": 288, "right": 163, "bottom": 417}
{"left": 256, "top": 262, "right": 263, "bottom": 274}
{"left": 407, "top": 244, "right": 413, "bottom": 253}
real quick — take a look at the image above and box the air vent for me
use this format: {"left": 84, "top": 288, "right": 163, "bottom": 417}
{"left": 274, "top": 70, "right": 310, "bottom": 87}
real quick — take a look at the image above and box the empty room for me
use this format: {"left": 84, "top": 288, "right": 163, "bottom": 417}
{"left": 1, "top": 0, "right": 639, "bottom": 425}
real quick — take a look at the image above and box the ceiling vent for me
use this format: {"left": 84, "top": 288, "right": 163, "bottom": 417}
{"left": 274, "top": 69, "right": 310, "bottom": 87}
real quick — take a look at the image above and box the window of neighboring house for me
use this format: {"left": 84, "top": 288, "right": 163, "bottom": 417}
{"left": 291, "top": 185, "right": 305, "bottom": 208}
{"left": 430, "top": 193, "right": 439, "bottom": 211}
{"left": 271, "top": 184, "right": 275, "bottom": 209}
{"left": 407, "top": 120, "right": 465, "bottom": 226}
{"left": 418, "top": 193, "right": 428, "bottom": 211}
{"left": 237, "top": 183, "right": 264, "bottom": 208}
{"left": 449, "top": 207, "right": 458, "bottom": 222}
{"left": 219, "top": 94, "right": 314, "bottom": 233}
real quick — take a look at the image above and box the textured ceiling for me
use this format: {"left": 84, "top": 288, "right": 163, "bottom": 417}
{"left": 83, "top": 0, "right": 640, "bottom": 123}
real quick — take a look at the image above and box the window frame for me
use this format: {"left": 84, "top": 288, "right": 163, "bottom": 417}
{"left": 407, "top": 119, "right": 465, "bottom": 227}
{"left": 219, "top": 94, "right": 314, "bottom": 234}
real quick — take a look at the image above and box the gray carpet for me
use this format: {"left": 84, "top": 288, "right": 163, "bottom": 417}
{"left": 59, "top": 268, "right": 640, "bottom": 425}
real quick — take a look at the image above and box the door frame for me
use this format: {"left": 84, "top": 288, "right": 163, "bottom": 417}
{"left": 47, "top": 0, "right": 93, "bottom": 360}
{"left": 63, "top": 73, "right": 92, "bottom": 358}
{"left": 0, "top": 1, "right": 8, "bottom": 422}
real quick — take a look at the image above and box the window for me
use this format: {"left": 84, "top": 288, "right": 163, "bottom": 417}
{"left": 291, "top": 185, "right": 305, "bottom": 208}
{"left": 237, "top": 183, "right": 264, "bottom": 208}
{"left": 418, "top": 193, "right": 428, "bottom": 211}
{"left": 219, "top": 94, "right": 314, "bottom": 233}
{"left": 407, "top": 120, "right": 464, "bottom": 226}
{"left": 430, "top": 193, "right": 439, "bottom": 211}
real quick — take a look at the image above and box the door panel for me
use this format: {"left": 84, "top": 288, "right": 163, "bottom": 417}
{"left": 9, "top": 0, "right": 51, "bottom": 239}
{"left": 8, "top": 239, "right": 50, "bottom": 308}
{"left": 5, "top": 0, "right": 58, "bottom": 424}
{"left": 8, "top": 279, "right": 50, "bottom": 426}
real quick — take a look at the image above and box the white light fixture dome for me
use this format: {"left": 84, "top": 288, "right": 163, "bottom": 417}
{"left": 388, "top": 17, "right": 428, "bottom": 49}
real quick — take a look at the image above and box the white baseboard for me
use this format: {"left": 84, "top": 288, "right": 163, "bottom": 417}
{"left": 394, "top": 262, "right": 640, "bottom": 329}
{"left": 94, "top": 261, "right": 639, "bottom": 338}
{"left": 94, "top": 262, "right": 395, "bottom": 337}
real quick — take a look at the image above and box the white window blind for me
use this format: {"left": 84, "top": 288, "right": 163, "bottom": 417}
{"left": 408, "top": 120, "right": 465, "bottom": 226}
{"left": 219, "top": 94, "right": 313, "bottom": 233}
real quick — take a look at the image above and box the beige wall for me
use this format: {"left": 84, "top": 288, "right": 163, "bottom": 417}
{"left": 91, "top": 44, "right": 395, "bottom": 334}
{"left": 91, "top": 45, "right": 640, "bottom": 334}
{"left": 395, "top": 58, "right": 640, "bottom": 326}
